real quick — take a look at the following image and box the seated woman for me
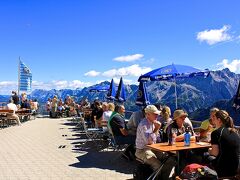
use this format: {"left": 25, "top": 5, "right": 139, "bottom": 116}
{"left": 166, "top": 109, "right": 195, "bottom": 142}
{"left": 166, "top": 109, "right": 196, "bottom": 171}
{"left": 199, "top": 107, "right": 219, "bottom": 142}
{"left": 158, "top": 105, "right": 172, "bottom": 142}
{"left": 208, "top": 110, "right": 240, "bottom": 178}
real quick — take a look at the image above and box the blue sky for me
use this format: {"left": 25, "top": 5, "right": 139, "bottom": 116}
{"left": 0, "top": 0, "right": 240, "bottom": 94}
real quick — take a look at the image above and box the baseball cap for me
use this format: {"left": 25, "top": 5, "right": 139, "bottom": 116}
{"left": 145, "top": 105, "right": 161, "bottom": 115}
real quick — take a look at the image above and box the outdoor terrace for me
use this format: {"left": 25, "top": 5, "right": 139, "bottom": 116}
{"left": 0, "top": 116, "right": 136, "bottom": 180}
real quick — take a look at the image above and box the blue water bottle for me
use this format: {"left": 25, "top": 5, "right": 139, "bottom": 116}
{"left": 184, "top": 127, "right": 191, "bottom": 146}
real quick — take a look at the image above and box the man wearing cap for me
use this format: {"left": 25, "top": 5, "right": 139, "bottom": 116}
{"left": 135, "top": 105, "right": 163, "bottom": 171}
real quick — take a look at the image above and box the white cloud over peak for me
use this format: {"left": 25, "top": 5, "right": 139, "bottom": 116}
{"left": 0, "top": 81, "right": 17, "bottom": 95}
{"left": 111, "top": 77, "right": 134, "bottom": 85}
{"left": 0, "top": 81, "right": 17, "bottom": 86}
{"left": 216, "top": 59, "right": 240, "bottom": 73}
{"left": 197, "top": 25, "right": 232, "bottom": 45}
{"left": 69, "top": 80, "right": 92, "bottom": 89}
{"left": 102, "top": 64, "right": 152, "bottom": 77}
{"left": 84, "top": 70, "right": 101, "bottom": 77}
{"left": 31, "top": 80, "right": 93, "bottom": 91}
{"left": 113, "top": 54, "right": 144, "bottom": 62}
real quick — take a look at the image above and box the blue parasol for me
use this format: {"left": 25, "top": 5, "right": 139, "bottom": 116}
{"left": 115, "top": 77, "right": 126, "bottom": 103}
{"left": 106, "top": 79, "right": 116, "bottom": 101}
{"left": 138, "top": 64, "right": 209, "bottom": 109}
{"left": 136, "top": 81, "right": 150, "bottom": 106}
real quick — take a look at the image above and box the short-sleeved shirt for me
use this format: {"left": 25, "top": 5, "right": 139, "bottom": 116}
{"left": 211, "top": 127, "right": 240, "bottom": 177}
{"left": 103, "top": 110, "right": 112, "bottom": 122}
{"left": 200, "top": 119, "right": 216, "bottom": 132}
{"left": 7, "top": 103, "right": 18, "bottom": 113}
{"left": 110, "top": 113, "right": 126, "bottom": 136}
{"left": 200, "top": 119, "right": 210, "bottom": 130}
{"left": 136, "top": 118, "right": 158, "bottom": 149}
{"left": 166, "top": 120, "right": 194, "bottom": 141}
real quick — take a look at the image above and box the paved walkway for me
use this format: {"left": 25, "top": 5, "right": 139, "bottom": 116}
{"left": 0, "top": 117, "right": 135, "bottom": 180}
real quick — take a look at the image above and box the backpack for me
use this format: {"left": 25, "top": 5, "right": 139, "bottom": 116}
{"left": 179, "top": 163, "right": 218, "bottom": 179}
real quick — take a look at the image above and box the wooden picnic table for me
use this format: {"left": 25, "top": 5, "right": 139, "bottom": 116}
{"left": 147, "top": 141, "right": 211, "bottom": 175}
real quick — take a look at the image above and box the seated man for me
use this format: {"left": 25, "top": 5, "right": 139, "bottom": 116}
{"left": 199, "top": 107, "right": 219, "bottom": 142}
{"left": 127, "top": 107, "right": 145, "bottom": 135}
{"left": 7, "top": 99, "right": 21, "bottom": 126}
{"left": 109, "top": 104, "right": 136, "bottom": 159}
{"left": 135, "top": 105, "right": 163, "bottom": 171}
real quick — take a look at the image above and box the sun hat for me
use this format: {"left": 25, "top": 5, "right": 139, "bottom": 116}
{"left": 145, "top": 105, "right": 161, "bottom": 115}
{"left": 173, "top": 109, "right": 188, "bottom": 120}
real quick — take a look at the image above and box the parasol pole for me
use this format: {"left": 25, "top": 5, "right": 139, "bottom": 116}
{"left": 174, "top": 77, "right": 178, "bottom": 109}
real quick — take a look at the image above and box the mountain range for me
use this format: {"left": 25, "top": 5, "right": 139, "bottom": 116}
{"left": 1, "top": 68, "right": 239, "bottom": 124}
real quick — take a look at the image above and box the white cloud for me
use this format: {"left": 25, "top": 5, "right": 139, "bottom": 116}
{"left": 69, "top": 80, "right": 92, "bottom": 89}
{"left": 102, "top": 64, "right": 152, "bottom": 77}
{"left": 114, "top": 78, "right": 135, "bottom": 85}
{"left": 32, "top": 80, "right": 93, "bottom": 90}
{"left": 0, "top": 80, "right": 92, "bottom": 95}
{"left": 0, "top": 81, "right": 17, "bottom": 86}
{"left": 102, "top": 69, "right": 117, "bottom": 77}
{"left": 84, "top": 70, "right": 101, "bottom": 77}
{"left": 197, "top": 25, "right": 232, "bottom": 45}
{"left": 113, "top": 54, "right": 144, "bottom": 62}
{"left": 0, "top": 81, "right": 18, "bottom": 95}
{"left": 216, "top": 59, "right": 240, "bottom": 73}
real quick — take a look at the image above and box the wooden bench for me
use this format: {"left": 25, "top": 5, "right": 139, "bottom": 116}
{"left": 0, "top": 109, "right": 15, "bottom": 127}
{"left": 16, "top": 108, "right": 32, "bottom": 121}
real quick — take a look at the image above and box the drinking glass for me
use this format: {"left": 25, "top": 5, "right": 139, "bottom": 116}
{"left": 206, "top": 132, "right": 211, "bottom": 142}
{"left": 195, "top": 132, "right": 200, "bottom": 142}
{"left": 171, "top": 128, "right": 178, "bottom": 145}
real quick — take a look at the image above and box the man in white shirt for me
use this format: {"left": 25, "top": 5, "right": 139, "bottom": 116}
{"left": 7, "top": 99, "right": 21, "bottom": 126}
{"left": 135, "top": 105, "right": 162, "bottom": 170}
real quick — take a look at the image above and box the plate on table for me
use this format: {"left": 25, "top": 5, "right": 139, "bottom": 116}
{"left": 196, "top": 142, "right": 210, "bottom": 146}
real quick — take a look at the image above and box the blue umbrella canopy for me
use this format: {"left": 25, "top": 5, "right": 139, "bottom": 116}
{"left": 138, "top": 64, "right": 209, "bottom": 109}
{"left": 106, "top": 79, "right": 116, "bottom": 100}
{"left": 89, "top": 85, "right": 110, "bottom": 92}
{"left": 138, "top": 64, "right": 208, "bottom": 82}
{"left": 115, "top": 77, "right": 126, "bottom": 103}
{"left": 233, "top": 80, "right": 240, "bottom": 110}
{"left": 136, "top": 81, "right": 150, "bottom": 106}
